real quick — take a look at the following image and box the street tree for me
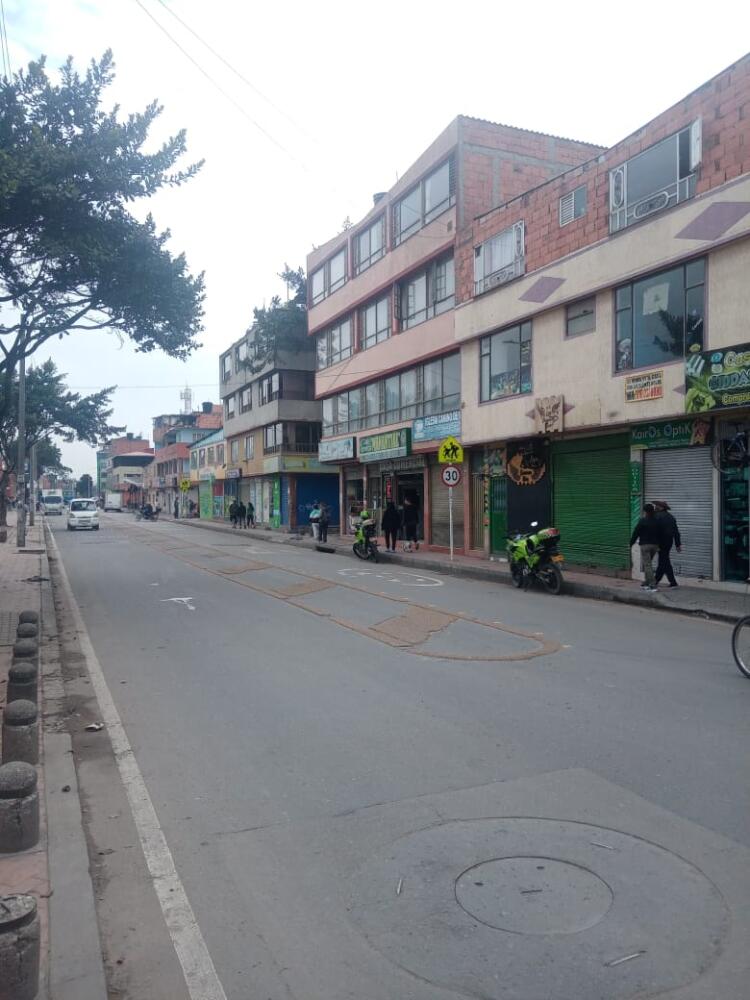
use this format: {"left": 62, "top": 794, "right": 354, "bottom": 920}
{"left": 77, "top": 473, "right": 94, "bottom": 497}
{"left": 35, "top": 439, "right": 72, "bottom": 481}
{"left": 242, "top": 266, "right": 308, "bottom": 374}
{"left": 0, "top": 51, "right": 205, "bottom": 414}
{"left": 0, "top": 360, "right": 121, "bottom": 525}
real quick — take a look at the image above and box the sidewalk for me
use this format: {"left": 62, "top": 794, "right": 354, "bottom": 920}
{"left": 0, "top": 511, "right": 107, "bottom": 1000}
{"left": 176, "top": 515, "right": 750, "bottom": 624}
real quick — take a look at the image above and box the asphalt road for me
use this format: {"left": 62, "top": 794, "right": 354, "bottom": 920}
{"left": 49, "top": 513, "right": 750, "bottom": 1000}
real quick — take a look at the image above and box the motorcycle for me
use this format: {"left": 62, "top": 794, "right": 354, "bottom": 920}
{"left": 352, "top": 513, "right": 379, "bottom": 562}
{"left": 136, "top": 505, "right": 161, "bottom": 522}
{"left": 507, "top": 521, "right": 564, "bottom": 595}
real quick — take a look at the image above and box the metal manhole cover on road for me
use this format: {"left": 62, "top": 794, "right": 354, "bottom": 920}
{"left": 455, "top": 856, "right": 613, "bottom": 934}
{"left": 347, "top": 817, "right": 728, "bottom": 1000}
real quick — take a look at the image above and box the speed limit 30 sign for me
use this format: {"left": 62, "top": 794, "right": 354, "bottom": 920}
{"left": 441, "top": 464, "right": 462, "bottom": 487}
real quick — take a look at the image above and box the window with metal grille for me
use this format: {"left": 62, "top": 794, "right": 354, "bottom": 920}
{"left": 474, "top": 222, "right": 525, "bottom": 294}
{"left": 559, "top": 185, "right": 587, "bottom": 226}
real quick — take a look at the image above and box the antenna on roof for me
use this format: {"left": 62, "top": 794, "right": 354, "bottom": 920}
{"left": 180, "top": 385, "right": 193, "bottom": 415}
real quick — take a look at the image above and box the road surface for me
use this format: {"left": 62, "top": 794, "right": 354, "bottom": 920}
{"left": 48, "top": 513, "right": 750, "bottom": 1000}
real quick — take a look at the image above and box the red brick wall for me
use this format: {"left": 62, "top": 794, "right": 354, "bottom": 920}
{"left": 456, "top": 54, "right": 750, "bottom": 303}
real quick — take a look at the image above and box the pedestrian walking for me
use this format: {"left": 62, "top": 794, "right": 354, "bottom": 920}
{"left": 382, "top": 501, "right": 401, "bottom": 552}
{"left": 174, "top": 498, "right": 179, "bottom": 519}
{"left": 654, "top": 500, "right": 682, "bottom": 588}
{"left": 318, "top": 502, "right": 329, "bottom": 544}
{"left": 630, "top": 502, "right": 660, "bottom": 592}
{"left": 238, "top": 501, "right": 247, "bottom": 529}
{"left": 309, "top": 501, "right": 321, "bottom": 541}
{"left": 229, "top": 499, "right": 238, "bottom": 528}
{"left": 247, "top": 501, "right": 255, "bottom": 528}
{"left": 402, "top": 497, "right": 420, "bottom": 552}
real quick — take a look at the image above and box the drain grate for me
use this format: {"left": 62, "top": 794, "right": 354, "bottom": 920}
{"left": 0, "top": 610, "right": 17, "bottom": 645}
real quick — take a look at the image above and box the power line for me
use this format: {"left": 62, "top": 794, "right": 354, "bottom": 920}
{"left": 153, "top": 0, "right": 313, "bottom": 142}
{"left": 133, "top": 0, "right": 307, "bottom": 169}
{"left": 0, "top": 0, "right": 12, "bottom": 79}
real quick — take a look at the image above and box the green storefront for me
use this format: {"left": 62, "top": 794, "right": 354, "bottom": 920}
{"left": 551, "top": 434, "right": 631, "bottom": 571}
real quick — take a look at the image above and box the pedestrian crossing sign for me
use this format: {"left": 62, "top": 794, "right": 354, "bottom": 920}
{"left": 438, "top": 437, "right": 464, "bottom": 464}
{"left": 180, "top": 479, "right": 191, "bottom": 492}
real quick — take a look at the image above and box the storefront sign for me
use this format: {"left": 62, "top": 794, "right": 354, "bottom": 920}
{"left": 630, "top": 418, "right": 711, "bottom": 450}
{"left": 198, "top": 470, "right": 214, "bottom": 481}
{"left": 534, "top": 394, "right": 564, "bottom": 434}
{"left": 412, "top": 410, "right": 461, "bottom": 442}
{"left": 264, "top": 455, "right": 326, "bottom": 474}
{"left": 226, "top": 468, "right": 241, "bottom": 479}
{"left": 625, "top": 370, "right": 664, "bottom": 402}
{"left": 319, "top": 437, "right": 356, "bottom": 462}
{"left": 686, "top": 343, "right": 750, "bottom": 413}
{"left": 359, "top": 428, "right": 411, "bottom": 463}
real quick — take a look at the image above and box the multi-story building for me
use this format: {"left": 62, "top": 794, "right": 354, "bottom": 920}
{"left": 98, "top": 434, "right": 150, "bottom": 497}
{"left": 108, "top": 450, "right": 154, "bottom": 508}
{"left": 188, "top": 428, "right": 225, "bottom": 519}
{"left": 446, "top": 54, "right": 750, "bottom": 582}
{"left": 147, "top": 403, "right": 223, "bottom": 514}
{"left": 309, "top": 116, "right": 602, "bottom": 543}
{"left": 219, "top": 330, "right": 338, "bottom": 529}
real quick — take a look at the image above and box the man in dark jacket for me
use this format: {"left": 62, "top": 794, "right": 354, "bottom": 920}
{"left": 654, "top": 500, "right": 682, "bottom": 588}
{"left": 402, "top": 497, "right": 420, "bottom": 551}
{"left": 381, "top": 501, "right": 401, "bottom": 552}
{"left": 630, "top": 503, "right": 660, "bottom": 592}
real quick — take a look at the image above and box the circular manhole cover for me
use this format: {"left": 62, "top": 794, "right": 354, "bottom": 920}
{"left": 456, "top": 856, "right": 613, "bottom": 934}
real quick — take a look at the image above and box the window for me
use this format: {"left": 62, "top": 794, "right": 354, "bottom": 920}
{"left": 398, "top": 254, "right": 455, "bottom": 330}
{"left": 610, "top": 120, "right": 702, "bottom": 233}
{"left": 392, "top": 157, "right": 455, "bottom": 246}
{"left": 365, "top": 381, "right": 382, "bottom": 428}
{"left": 354, "top": 216, "right": 385, "bottom": 274}
{"left": 190, "top": 452, "right": 197, "bottom": 469}
{"left": 199, "top": 449, "right": 206, "bottom": 467}
{"left": 480, "top": 321, "right": 533, "bottom": 401}
{"left": 566, "top": 297, "right": 596, "bottom": 337}
{"left": 244, "top": 435, "right": 254, "bottom": 460}
{"left": 310, "top": 248, "right": 347, "bottom": 304}
{"left": 230, "top": 439, "right": 239, "bottom": 463}
{"left": 207, "top": 447, "right": 215, "bottom": 464}
{"left": 615, "top": 259, "right": 705, "bottom": 372}
{"left": 263, "top": 423, "right": 283, "bottom": 453}
{"left": 260, "top": 372, "right": 281, "bottom": 405}
{"left": 316, "top": 317, "right": 353, "bottom": 369}
{"left": 234, "top": 341, "right": 248, "bottom": 372}
{"left": 360, "top": 295, "right": 390, "bottom": 350}
{"left": 423, "top": 353, "right": 460, "bottom": 415}
{"left": 559, "top": 185, "right": 587, "bottom": 226}
{"left": 221, "top": 354, "right": 231, "bottom": 382}
{"left": 217, "top": 444, "right": 224, "bottom": 465}
{"left": 240, "top": 386, "right": 252, "bottom": 412}
{"left": 225, "top": 395, "right": 235, "bottom": 419}
{"left": 474, "top": 222, "right": 525, "bottom": 294}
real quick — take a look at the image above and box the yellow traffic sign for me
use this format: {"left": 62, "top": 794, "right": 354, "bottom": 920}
{"left": 180, "top": 479, "right": 191, "bottom": 492}
{"left": 438, "top": 436, "right": 464, "bottom": 464}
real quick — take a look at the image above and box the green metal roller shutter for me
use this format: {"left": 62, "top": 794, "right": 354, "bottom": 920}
{"left": 552, "top": 435, "right": 631, "bottom": 570}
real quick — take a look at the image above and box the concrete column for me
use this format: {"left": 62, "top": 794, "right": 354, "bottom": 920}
{"left": 1, "top": 701, "right": 39, "bottom": 765}
{"left": 0, "top": 763, "right": 39, "bottom": 852}
{"left": 0, "top": 894, "right": 40, "bottom": 1000}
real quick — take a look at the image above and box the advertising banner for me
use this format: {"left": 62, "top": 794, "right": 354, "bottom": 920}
{"left": 686, "top": 343, "right": 750, "bottom": 412}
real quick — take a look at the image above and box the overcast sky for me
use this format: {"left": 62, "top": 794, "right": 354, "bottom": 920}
{"left": 5, "top": 0, "right": 747, "bottom": 477}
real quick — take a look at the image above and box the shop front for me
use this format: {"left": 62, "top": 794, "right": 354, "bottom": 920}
{"left": 359, "top": 429, "right": 425, "bottom": 537}
{"left": 633, "top": 418, "right": 714, "bottom": 580}
{"left": 224, "top": 469, "right": 240, "bottom": 519}
{"left": 552, "top": 434, "right": 631, "bottom": 571}
{"left": 508, "top": 439, "right": 551, "bottom": 537}
{"left": 198, "top": 472, "right": 213, "bottom": 519}
{"left": 414, "top": 408, "right": 464, "bottom": 549}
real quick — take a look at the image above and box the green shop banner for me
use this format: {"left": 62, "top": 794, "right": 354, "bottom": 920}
{"left": 686, "top": 343, "right": 750, "bottom": 413}
{"left": 359, "top": 428, "right": 411, "bottom": 463}
{"left": 630, "top": 418, "right": 711, "bottom": 450}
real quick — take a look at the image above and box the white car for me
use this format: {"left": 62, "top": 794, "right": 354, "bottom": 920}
{"left": 67, "top": 499, "right": 100, "bottom": 531}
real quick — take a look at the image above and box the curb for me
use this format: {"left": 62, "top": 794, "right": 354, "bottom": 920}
{"left": 172, "top": 517, "right": 740, "bottom": 624}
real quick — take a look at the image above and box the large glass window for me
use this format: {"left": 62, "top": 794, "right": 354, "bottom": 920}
{"left": 263, "top": 423, "right": 284, "bottom": 453}
{"left": 221, "top": 354, "right": 232, "bottom": 382}
{"left": 310, "top": 247, "right": 347, "bottom": 304}
{"left": 244, "top": 435, "right": 254, "bottom": 460}
{"left": 365, "top": 382, "right": 382, "bottom": 428}
{"left": 609, "top": 121, "right": 701, "bottom": 232}
{"left": 480, "top": 322, "right": 533, "bottom": 401}
{"left": 225, "top": 394, "right": 236, "bottom": 419}
{"left": 392, "top": 157, "right": 455, "bottom": 246}
{"left": 354, "top": 216, "right": 385, "bottom": 275}
{"left": 240, "top": 386, "right": 252, "bottom": 412}
{"left": 474, "top": 222, "right": 525, "bottom": 294}
{"left": 230, "top": 439, "right": 239, "bottom": 462}
{"left": 615, "top": 259, "right": 705, "bottom": 372}
{"left": 317, "top": 317, "right": 353, "bottom": 369}
{"left": 360, "top": 295, "right": 390, "bottom": 350}
{"left": 399, "top": 254, "right": 455, "bottom": 330}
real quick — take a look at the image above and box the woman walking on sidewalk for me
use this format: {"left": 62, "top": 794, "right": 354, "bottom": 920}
{"left": 630, "top": 503, "right": 660, "bottom": 592}
{"left": 654, "top": 500, "right": 682, "bottom": 588}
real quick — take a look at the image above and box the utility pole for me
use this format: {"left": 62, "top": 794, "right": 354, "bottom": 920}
{"left": 28, "top": 443, "right": 36, "bottom": 526}
{"left": 16, "top": 354, "right": 26, "bottom": 548}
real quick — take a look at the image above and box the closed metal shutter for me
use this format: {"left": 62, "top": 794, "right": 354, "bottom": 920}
{"left": 430, "top": 464, "right": 464, "bottom": 547}
{"left": 644, "top": 447, "right": 713, "bottom": 579}
{"left": 552, "top": 435, "right": 631, "bottom": 570}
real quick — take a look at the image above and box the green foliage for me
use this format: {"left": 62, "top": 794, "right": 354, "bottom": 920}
{"left": 243, "top": 265, "right": 308, "bottom": 374}
{"left": 77, "top": 473, "right": 94, "bottom": 496}
{"left": 0, "top": 51, "right": 205, "bottom": 382}
{"left": 37, "top": 439, "right": 71, "bottom": 478}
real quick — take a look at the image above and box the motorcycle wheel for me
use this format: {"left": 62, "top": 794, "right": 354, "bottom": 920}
{"left": 368, "top": 544, "right": 379, "bottom": 564}
{"left": 538, "top": 563, "right": 563, "bottom": 595}
{"left": 353, "top": 542, "right": 367, "bottom": 561}
{"left": 510, "top": 564, "right": 524, "bottom": 588}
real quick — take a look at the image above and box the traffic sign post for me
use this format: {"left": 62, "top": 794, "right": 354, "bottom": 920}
{"left": 438, "top": 436, "right": 464, "bottom": 464}
{"left": 441, "top": 465, "right": 462, "bottom": 561}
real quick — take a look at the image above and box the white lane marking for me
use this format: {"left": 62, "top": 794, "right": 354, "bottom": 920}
{"left": 161, "top": 597, "right": 196, "bottom": 611}
{"left": 47, "top": 529, "right": 228, "bottom": 1000}
{"left": 337, "top": 568, "right": 444, "bottom": 587}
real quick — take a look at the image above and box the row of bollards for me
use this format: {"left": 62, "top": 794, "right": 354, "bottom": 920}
{"left": 0, "top": 610, "right": 41, "bottom": 1000}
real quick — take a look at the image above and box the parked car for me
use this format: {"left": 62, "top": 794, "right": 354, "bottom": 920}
{"left": 67, "top": 499, "right": 100, "bottom": 531}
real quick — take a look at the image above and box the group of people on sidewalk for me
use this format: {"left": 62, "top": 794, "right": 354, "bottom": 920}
{"left": 228, "top": 500, "right": 255, "bottom": 529}
{"left": 630, "top": 500, "right": 682, "bottom": 593}
{"left": 381, "top": 498, "right": 420, "bottom": 552}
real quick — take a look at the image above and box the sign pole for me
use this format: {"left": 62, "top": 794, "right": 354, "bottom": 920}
{"left": 449, "top": 485, "right": 454, "bottom": 562}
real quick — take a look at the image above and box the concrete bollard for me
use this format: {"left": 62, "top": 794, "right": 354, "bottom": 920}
{"left": 0, "top": 763, "right": 39, "bottom": 852}
{"left": 6, "top": 664, "right": 38, "bottom": 705}
{"left": 12, "top": 639, "right": 38, "bottom": 663}
{"left": 15, "top": 623, "right": 38, "bottom": 640}
{"left": 1, "top": 701, "right": 39, "bottom": 766}
{"left": 17, "top": 611, "right": 39, "bottom": 626}
{"left": 0, "top": 894, "right": 40, "bottom": 1000}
